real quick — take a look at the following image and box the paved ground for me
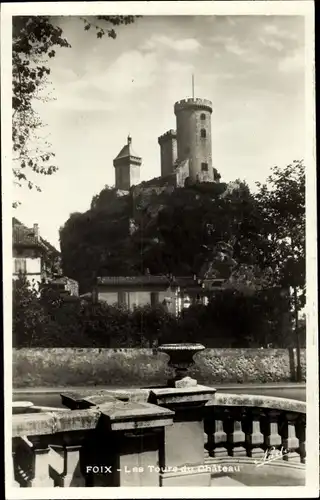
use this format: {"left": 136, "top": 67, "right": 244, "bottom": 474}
{"left": 210, "top": 471, "right": 305, "bottom": 487}
{"left": 12, "top": 383, "right": 306, "bottom": 408}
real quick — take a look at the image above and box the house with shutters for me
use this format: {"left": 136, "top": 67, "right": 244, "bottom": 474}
{"left": 93, "top": 275, "right": 177, "bottom": 314}
{"left": 92, "top": 274, "right": 226, "bottom": 316}
{"left": 12, "top": 218, "right": 61, "bottom": 289}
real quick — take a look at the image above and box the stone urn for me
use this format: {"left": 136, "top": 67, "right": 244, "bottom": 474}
{"left": 158, "top": 343, "right": 205, "bottom": 388}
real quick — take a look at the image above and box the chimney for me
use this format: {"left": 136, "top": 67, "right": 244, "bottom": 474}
{"left": 33, "top": 223, "right": 39, "bottom": 241}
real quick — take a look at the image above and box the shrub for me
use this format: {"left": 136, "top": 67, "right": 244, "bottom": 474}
{"left": 13, "top": 276, "right": 297, "bottom": 349}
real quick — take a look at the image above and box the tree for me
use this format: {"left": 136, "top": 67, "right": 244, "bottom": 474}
{"left": 12, "top": 274, "right": 46, "bottom": 346}
{"left": 255, "top": 161, "right": 305, "bottom": 379}
{"left": 59, "top": 200, "right": 138, "bottom": 292}
{"left": 129, "top": 305, "right": 176, "bottom": 347}
{"left": 131, "top": 179, "right": 273, "bottom": 279}
{"left": 12, "top": 17, "right": 70, "bottom": 200}
{"left": 59, "top": 177, "right": 276, "bottom": 291}
{"left": 12, "top": 16, "right": 138, "bottom": 203}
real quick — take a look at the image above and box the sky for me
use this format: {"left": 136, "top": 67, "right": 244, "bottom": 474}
{"left": 13, "top": 14, "right": 306, "bottom": 249}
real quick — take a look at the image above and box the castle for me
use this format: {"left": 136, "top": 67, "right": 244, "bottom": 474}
{"left": 113, "top": 97, "right": 217, "bottom": 191}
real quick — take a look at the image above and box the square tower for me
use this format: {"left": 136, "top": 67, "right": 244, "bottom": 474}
{"left": 113, "top": 136, "right": 142, "bottom": 191}
{"left": 158, "top": 129, "right": 178, "bottom": 178}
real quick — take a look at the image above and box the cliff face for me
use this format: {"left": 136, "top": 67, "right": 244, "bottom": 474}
{"left": 59, "top": 170, "right": 234, "bottom": 290}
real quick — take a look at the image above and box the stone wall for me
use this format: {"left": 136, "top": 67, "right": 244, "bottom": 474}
{"left": 13, "top": 348, "right": 306, "bottom": 388}
{"left": 175, "top": 159, "right": 190, "bottom": 187}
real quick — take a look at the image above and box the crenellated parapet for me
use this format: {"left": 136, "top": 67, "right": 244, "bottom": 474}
{"left": 158, "top": 129, "right": 177, "bottom": 145}
{"left": 174, "top": 98, "right": 213, "bottom": 115}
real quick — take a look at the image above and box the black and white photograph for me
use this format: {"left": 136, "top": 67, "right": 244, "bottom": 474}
{"left": 2, "top": 1, "right": 318, "bottom": 497}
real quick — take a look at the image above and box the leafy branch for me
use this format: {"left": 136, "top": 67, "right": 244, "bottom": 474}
{"left": 12, "top": 15, "right": 139, "bottom": 206}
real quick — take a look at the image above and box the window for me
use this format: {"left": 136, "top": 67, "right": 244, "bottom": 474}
{"left": 200, "top": 113, "right": 206, "bottom": 120}
{"left": 14, "top": 258, "right": 27, "bottom": 274}
{"left": 201, "top": 162, "right": 209, "bottom": 172}
{"left": 200, "top": 129, "right": 206, "bottom": 138}
{"left": 151, "top": 292, "right": 159, "bottom": 307}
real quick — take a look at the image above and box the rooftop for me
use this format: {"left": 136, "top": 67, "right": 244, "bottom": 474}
{"left": 13, "top": 218, "right": 59, "bottom": 254}
{"left": 114, "top": 135, "right": 141, "bottom": 162}
{"left": 96, "top": 275, "right": 226, "bottom": 289}
{"left": 13, "top": 225, "right": 39, "bottom": 247}
{"left": 97, "top": 276, "right": 171, "bottom": 287}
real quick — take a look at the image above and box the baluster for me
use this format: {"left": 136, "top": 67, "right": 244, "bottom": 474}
{"left": 282, "top": 412, "right": 300, "bottom": 463}
{"left": 28, "top": 437, "right": 53, "bottom": 487}
{"left": 245, "top": 409, "right": 264, "bottom": 458}
{"left": 204, "top": 408, "right": 228, "bottom": 458}
{"left": 49, "top": 435, "right": 87, "bottom": 487}
{"left": 204, "top": 412, "right": 213, "bottom": 458}
{"left": 14, "top": 437, "right": 36, "bottom": 487}
{"left": 11, "top": 452, "right": 20, "bottom": 487}
{"left": 212, "top": 419, "right": 228, "bottom": 458}
{"left": 295, "top": 415, "right": 306, "bottom": 464}
{"left": 61, "top": 445, "right": 85, "bottom": 487}
{"left": 31, "top": 447, "right": 53, "bottom": 487}
{"left": 226, "top": 409, "right": 246, "bottom": 457}
{"left": 203, "top": 432, "right": 209, "bottom": 459}
{"left": 264, "top": 410, "right": 282, "bottom": 449}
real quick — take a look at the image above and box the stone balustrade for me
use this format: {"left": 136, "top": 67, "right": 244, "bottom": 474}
{"left": 204, "top": 393, "right": 306, "bottom": 475}
{"left": 11, "top": 390, "right": 306, "bottom": 487}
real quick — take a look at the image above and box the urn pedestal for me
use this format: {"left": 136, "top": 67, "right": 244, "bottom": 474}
{"left": 150, "top": 343, "right": 216, "bottom": 486}
{"left": 158, "top": 343, "right": 205, "bottom": 388}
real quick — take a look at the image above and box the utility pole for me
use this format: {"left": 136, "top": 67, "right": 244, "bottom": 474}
{"left": 293, "top": 284, "right": 302, "bottom": 381}
{"left": 290, "top": 238, "right": 302, "bottom": 382}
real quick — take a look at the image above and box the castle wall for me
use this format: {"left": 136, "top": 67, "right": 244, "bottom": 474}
{"left": 175, "top": 99, "right": 214, "bottom": 183}
{"left": 175, "top": 159, "right": 190, "bottom": 187}
{"left": 130, "top": 164, "right": 140, "bottom": 187}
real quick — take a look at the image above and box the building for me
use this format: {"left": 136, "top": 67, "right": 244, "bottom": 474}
{"left": 113, "top": 96, "right": 216, "bottom": 191}
{"left": 113, "top": 135, "right": 142, "bottom": 191}
{"left": 94, "top": 275, "right": 177, "bottom": 314}
{"left": 173, "top": 98, "right": 214, "bottom": 183}
{"left": 93, "top": 274, "right": 226, "bottom": 316}
{"left": 12, "top": 218, "right": 61, "bottom": 288}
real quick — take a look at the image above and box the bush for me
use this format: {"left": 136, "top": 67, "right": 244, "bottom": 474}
{"left": 13, "top": 277, "right": 296, "bottom": 349}
{"left": 13, "top": 277, "right": 177, "bottom": 348}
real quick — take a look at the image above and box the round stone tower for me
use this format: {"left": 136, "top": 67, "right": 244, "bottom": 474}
{"left": 174, "top": 98, "right": 213, "bottom": 183}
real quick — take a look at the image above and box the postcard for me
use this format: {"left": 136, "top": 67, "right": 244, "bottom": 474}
{"left": 2, "top": 1, "right": 318, "bottom": 498}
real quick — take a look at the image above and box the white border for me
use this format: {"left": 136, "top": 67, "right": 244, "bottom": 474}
{"left": 1, "top": 1, "right": 318, "bottom": 499}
